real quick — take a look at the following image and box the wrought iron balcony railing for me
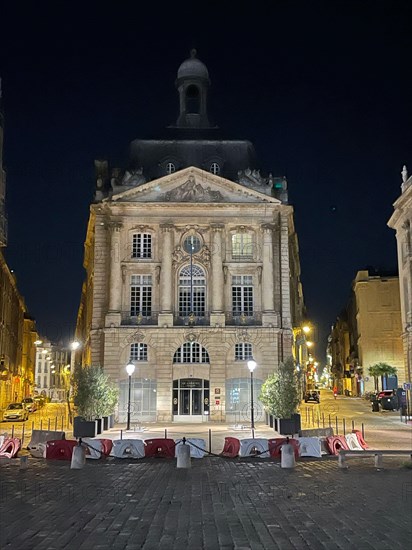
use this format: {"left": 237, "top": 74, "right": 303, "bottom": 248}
{"left": 121, "top": 312, "right": 159, "bottom": 326}
{"left": 225, "top": 311, "right": 262, "bottom": 326}
{"left": 119, "top": 310, "right": 263, "bottom": 327}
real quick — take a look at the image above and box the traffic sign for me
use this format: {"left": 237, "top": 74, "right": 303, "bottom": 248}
{"left": 403, "top": 383, "right": 411, "bottom": 390}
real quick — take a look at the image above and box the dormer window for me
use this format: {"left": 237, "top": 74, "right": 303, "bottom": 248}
{"left": 210, "top": 162, "right": 220, "bottom": 175}
{"left": 166, "top": 162, "right": 176, "bottom": 175}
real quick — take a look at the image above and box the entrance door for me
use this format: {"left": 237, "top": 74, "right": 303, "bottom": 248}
{"left": 173, "top": 379, "right": 209, "bottom": 422}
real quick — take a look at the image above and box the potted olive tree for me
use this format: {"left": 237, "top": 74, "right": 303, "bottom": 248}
{"left": 260, "top": 356, "right": 301, "bottom": 435}
{"left": 72, "top": 364, "right": 119, "bottom": 438}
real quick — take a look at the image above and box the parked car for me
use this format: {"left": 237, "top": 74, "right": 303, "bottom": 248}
{"left": 377, "top": 390, "right": 394, "bottom": 401}
{"left": 304, "top": 391, "right": 320, "bottom": 403}
{"left": 22, "top": 397, "right": 37, "bottom": 413}
{"left": 3, "top": 403, "right": 29, "bottom": 422}
{"left": 33, "top": 396, "right": 45, "bottom": 408}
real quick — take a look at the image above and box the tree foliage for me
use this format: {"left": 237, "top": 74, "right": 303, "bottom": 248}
{"left": 72, "top": 364, "right": 119, "bottom": 420}
{"left": 368, "top": 362, "right": 397, "bottom": 391}
{"left": 259, "top": 356, "right": 300, "bottom": 418}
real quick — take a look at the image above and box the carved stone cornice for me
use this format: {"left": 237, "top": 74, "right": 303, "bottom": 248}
{"left": 160, "top": 223, "right": 175, "bottom": 232}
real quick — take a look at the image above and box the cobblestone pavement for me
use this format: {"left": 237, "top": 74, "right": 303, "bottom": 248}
{"left": 1, "top": 456, "right": 411, "bottom": 550}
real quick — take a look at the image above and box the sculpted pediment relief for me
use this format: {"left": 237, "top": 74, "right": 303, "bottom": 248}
{"left": 160, "top": 176, "right": 224, "bottom": 202}
{"left": 109, "top": 167, "right": 281, "bottom": 204}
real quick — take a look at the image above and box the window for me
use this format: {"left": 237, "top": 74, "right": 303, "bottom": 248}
{"left": 132, "top": 233, "right": 152, "bottom": 259}
{"left": 183, "top": 235, "right": 202, "bottom": 254}
{"left": 44, "top": 364, "right": 48, "bottom": 373}
{"left": 173, "top": 342, "right": 210, "bottom": 363}
{"left": 225, "top": 378, "right": 264, "bottom": 417}
{"left": 37, "top": 363, "right": 41, "bottom": 373}
{"left": 232, "top": 275, "right": 253, "bottom": 316}
{"left": 210, "top": 162, "right": 220, "bottom": 175}
{"left": 130, "top": 343, "right": 148, "bottom": 361}
{"left": 179, "top": 265, "right": 206, "bottom": 316}
{"left": 130, "top": 275, "right": 152, "bottom": 316}
{"left": 37, "top": 376, "right": 41, "bottom": 386}
{"left": 232, "top": 233, "right": 253, "bottom": 259}
{"left": 235, "top": 343, "right": 253, "bottom": 361}
{"left": 119, "top": 378, "right": 157, "bottom": 422}
{"left": 186, "top": 85, "right": 200, "bottom": 113}
{"left": 166, "top": 162, "right": 176, "bottom": 175}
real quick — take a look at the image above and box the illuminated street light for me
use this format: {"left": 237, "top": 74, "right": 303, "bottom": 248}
{"left": 247, "top": 359, "right": 257, "bottom": 438}
{"left": 34, "top": 340, "right": 43, "bottom": 346}
{"left": 302, "top": 326, "right": 311, "bottom": 334}
{"left": 126, "top": 362, "right": 136, "bottom": 430}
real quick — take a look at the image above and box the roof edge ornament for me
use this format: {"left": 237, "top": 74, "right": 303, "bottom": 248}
{"left": 401, "top": 164, "right": 408, "bottom": 183}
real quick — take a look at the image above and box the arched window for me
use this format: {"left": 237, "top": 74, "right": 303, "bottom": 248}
{"left": 179, "top": 264, "right": 206, "bottom": 316}
{"left": 210, "top": 162, "right": 220, "bottom": 175}
{"left": 130, "top": 343, "right": 148, "bottom": 362}
{"left": 166, "top": 162, "right": 176, "bottom": 175}
{"left": 186, "top": 85, "right": 200, "bottom": 113}
{"left": 173, "top": 342, "right": 210, "bottom": 363}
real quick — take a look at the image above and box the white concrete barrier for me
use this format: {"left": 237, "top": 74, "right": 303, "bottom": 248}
{"left": 345, "top": 433, "right": 364, "bottom": 451}
{"left": 82, "top": 438, "right": 103, "bottom": 459}
{"left": 297, "top": 437, "right": 322, "bottom": 458}
{"left": 239, "top": 438, "right": 270, "bottom": 458}
{"left": 112, "top": 439, "right": 145, "bottom": 459}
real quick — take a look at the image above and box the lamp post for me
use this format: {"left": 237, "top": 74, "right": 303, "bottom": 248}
{"left": 126, "top": 362, "right": 135, "bottom": 430}
{"left": 247, "top": 359, "right": 257, "bottom": 438}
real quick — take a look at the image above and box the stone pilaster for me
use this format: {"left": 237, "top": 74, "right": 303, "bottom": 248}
{"left": 108, "top": 222, "right": 122, "bottom": 312}
{"left": 261, "top": 224, "right": 274, "bottom": 312}
{"left": 211, "top": 225, "right": 224, "bottom": 312}
{"left": 279, "top": 211, "right": 292, "bottom": 328}
{"left": 160, "top": 224, "right": 174, "bottom": 313}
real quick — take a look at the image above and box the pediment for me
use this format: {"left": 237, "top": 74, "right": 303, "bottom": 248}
{"left": 107, "top": 167, "right": 281, "bottom": 204}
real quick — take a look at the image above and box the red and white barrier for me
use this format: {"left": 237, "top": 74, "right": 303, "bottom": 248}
{"left": 221, "top": 437, "right": 240, "bottom": 458}
{"left": 239, "top": 438, "right": 270, "bottom": 458}
{"left": 326, "top": 436, "right": 349, "bottom": 455}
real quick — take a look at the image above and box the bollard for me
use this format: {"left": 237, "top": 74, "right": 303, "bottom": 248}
{"left": 55, "top": 417, "right": 58, "bottom": 431}
{"left": 40, "top": 420, "right": 43, "bottom": 430}
{"left": 11, "top": 424, "right": 14, "bottom": 438}
{"left": 335, "top": 417, "right": 338, "bottom": 435}
{"left": 21, "top": 424, "right": 25, "bottom": 446}
{"left": 71, "top": 439, "right": 86, "bottom": 469}
{"left": 165, "top": 429, "right": 167, "bottom": 439}
{"left": 48, "top": 418, "right": 51, "bottom": 431}
{"left": 31, "top": 421, "right": 34, "bottom": 432}
{"left": 61, "top": 416, "right": 64, "bottom": 431}
{"left": 352, "top": 420, "right": 355, "bottom": 432}
{"left": 343, "top": 418, "right": 346, "bottom": 436}
{"left": 20, "top": 456, "right": 29, "bottom": 470}
{"left": 120, "top": 429, "right": 123, "bottom": 440}
{"left": 177, "top": 437, "right": 191, "bottom": 469}
{"left": 322, "top": 413, "right": 325, "bottom": 428}
{"left": 361, "top": 423, "right": 365, "bottom": 440}
{"left": 328, "top": 414, "right": 331, "bottom": 427}
{"left": 280, "top": 437, "right": 296, "bottom": 469}
{"left": 208, "top": 429, "right": 212, "bottom": 454}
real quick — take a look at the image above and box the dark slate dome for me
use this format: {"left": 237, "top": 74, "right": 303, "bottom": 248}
{"left": 177, "top": 49, "right": 209, "bottom": 81}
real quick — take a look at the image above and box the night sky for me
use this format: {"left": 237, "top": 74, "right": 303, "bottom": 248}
{"left": 1, "top": 2, "right": 411, "bottom": 359}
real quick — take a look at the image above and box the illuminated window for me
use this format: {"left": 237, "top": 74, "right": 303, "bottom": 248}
{"left": 173, "top": 342, "right": 210, "bottom": 363}
{"left": 179, "top": 265, "right": 206, "bottom": 316}
{"left": 130, "top": 275, "right": 152, "bottom": 317}
{"left": 130, "top": 343, "right": 148, "bottom": 361}
{"left": 232, "top": 233, "right": 253, "bottom": 259}
{"left": 232, "top": 275, "right": 253, "bottom": 316}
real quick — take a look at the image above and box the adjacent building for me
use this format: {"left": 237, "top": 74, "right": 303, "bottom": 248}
{"left": 0, "top": 82, "right": 39, "bottom": 408}
{"left": 75, "top": 52, "right": 305, "bottom": 423}
{"left": 34, "top": 341, "right": 70, "bottom": 402}
{"left": 388, "top": 165, "right": 412, "bottom": 390}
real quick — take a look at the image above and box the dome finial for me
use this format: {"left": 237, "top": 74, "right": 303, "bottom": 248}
{"left": 190, "top": 48, "right": 197, "bottom": 58}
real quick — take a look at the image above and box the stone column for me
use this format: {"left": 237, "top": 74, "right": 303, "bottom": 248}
{"left": 211, "top": 225, "right": 224, "bottom": 312}
{"left": 108, "top": 222, "right": 122, "bottom": 312}
{"left": 261, "top": 224, "right": 274, "bottom": 312}
{"left": 160, "top": 224, "right": 173, "bottom": 313}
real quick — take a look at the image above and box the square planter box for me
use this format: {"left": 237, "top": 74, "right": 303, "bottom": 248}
{"left": 276, "top": 415, "right": 301, "bottom": 436}
{"left": 73, "top": 417, "right": 97, "bottom": 438}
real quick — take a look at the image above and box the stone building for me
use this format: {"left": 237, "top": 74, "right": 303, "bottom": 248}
{"left": 352, "top": 269, "right": 404, "bottom": 393}
{"left": 388, "top": 165, "right": 412, "bottom": 391}
{"left": 35, "top": 341, "right": 70, "bottom": 402}
{"left": 75, "top": 52, "right": 305, "bottom": 423}
{"left": 0, "top": 83, "right": 39, "bottom": 408}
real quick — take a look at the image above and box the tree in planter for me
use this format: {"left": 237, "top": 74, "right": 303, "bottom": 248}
{"left": 259, "top": 356, "right": 300, "bottom": 419}
{"left": 368, "top": 362, "right": 397, "bottom": 392}
{"left": 72, "top": 364, "right": 119, "bottom": 421}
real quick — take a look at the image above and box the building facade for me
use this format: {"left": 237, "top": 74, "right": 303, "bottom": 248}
{"left": 352, "top": 269, "right": 404, "bottom": 393}
{"left": 388, "top": 165, "right": 412, "bottom": 390}
{"left": 0, "top": 84, "right": 39, "bottom": 409}
{"left": 35, "top": 341, "right": 70, "bottom": 402}
{"left": 75, "top": 52, "right": 305, "bottom": 423}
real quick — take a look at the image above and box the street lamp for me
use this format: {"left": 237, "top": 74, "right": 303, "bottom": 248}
{"left": 247, "top": 359, "right": 257, "bottom": 438}
{"left": 126, "top": 362, "right": 135, "bottom": 430}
